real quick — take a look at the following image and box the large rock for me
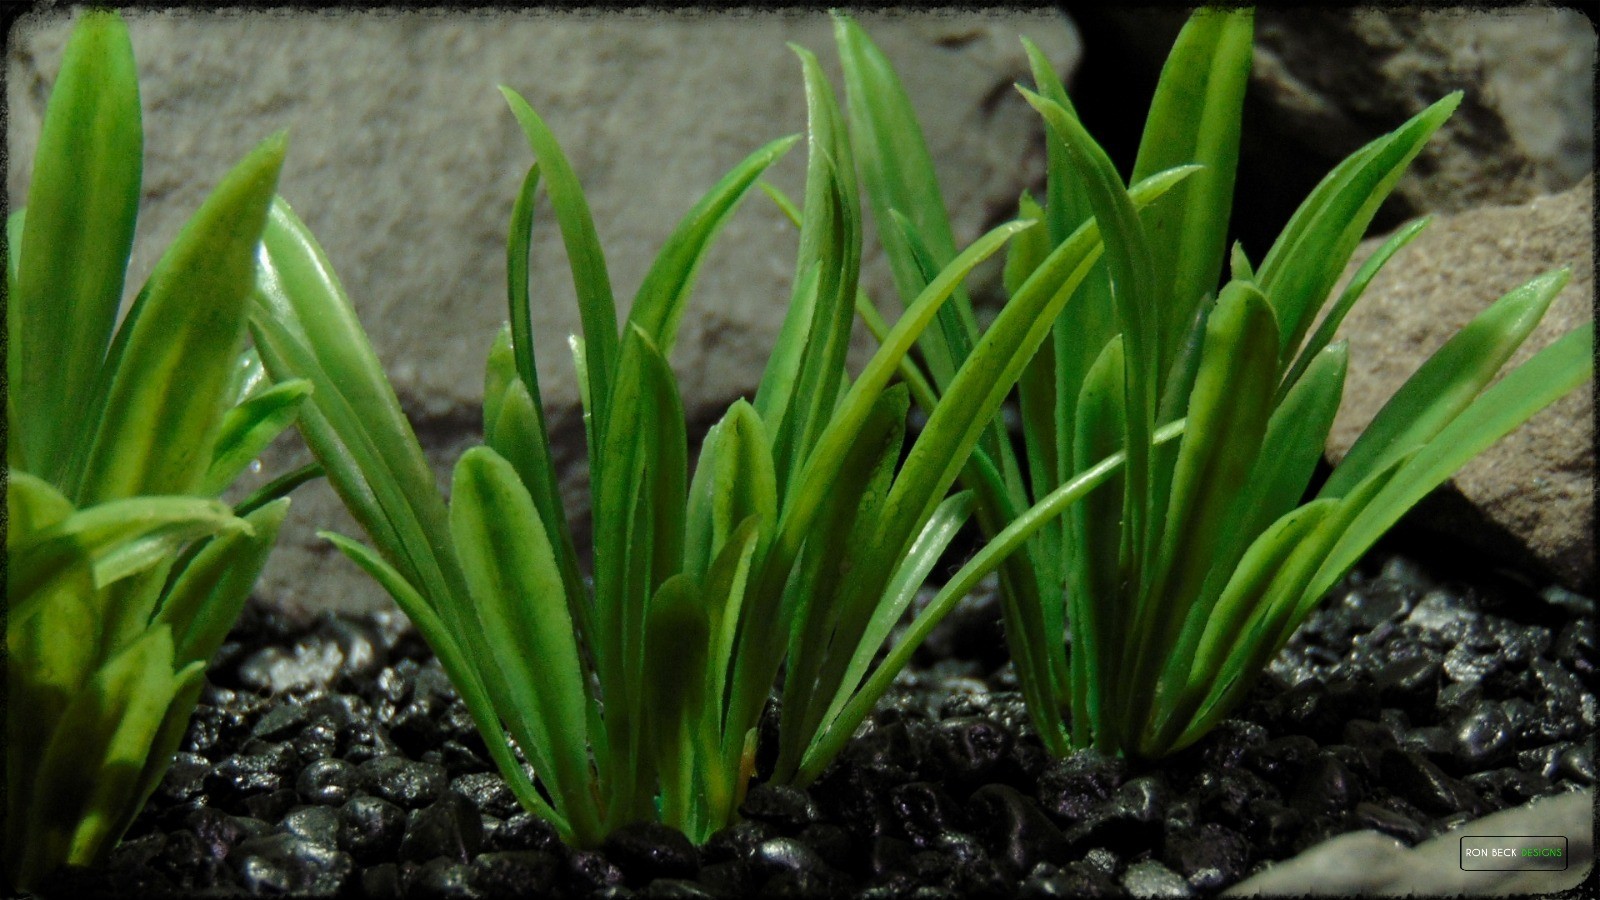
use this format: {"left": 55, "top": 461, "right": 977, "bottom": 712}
{"left": 1065, "top": 7, "right": 1594, "bottom": 248}
{"left": 1327, "top": 178, "right": 1594, "bottom": 592}
{"left": 1226, "top": 789, "right": 1593, "bottom": 896}
{"left": 7, "top": 10, "right": 1080, "bottom": 614}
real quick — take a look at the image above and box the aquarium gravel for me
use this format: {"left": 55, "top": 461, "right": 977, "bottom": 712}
{"left": 37, "top": 550, "right": 1594, "bottom": 899}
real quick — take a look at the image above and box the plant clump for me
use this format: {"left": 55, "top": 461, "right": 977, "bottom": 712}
{"left": 5, "top": 11, "right": 315, "bottom": 891}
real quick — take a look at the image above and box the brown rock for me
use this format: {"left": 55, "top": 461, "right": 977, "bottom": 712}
{"left": 1327, "top": 177, "right": 1594, "bottom": 591}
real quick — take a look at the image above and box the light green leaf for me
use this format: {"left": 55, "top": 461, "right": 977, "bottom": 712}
{"left": 450, "top": 446, "right": 598, "bottom": 842}
{"left": 252, "top": 197, "right": 462, "bottom": 612}
{"left": 1130, "top": 7, "right": 1253, "bottom": 359}
{"left": 644, "top": 573, "right": 712, "bottom": 837}
{"left": 807, "top": 489, "right": 974, "bottom": 758}
{"left": 75, "top": 132, "right": 286, "bottom": 506}
{"left": 156, "top": 498, "right": 288, "bottom": 668}
{"left": 1022, "top": 87, "right": 1161, "bottom": 584}
{"left": 835, "top": 13, "right": 979, "bottom": 375}
{"left": 1322, "top": 268, "right": 1570, "bottom": 498}
{"left": 1313, "top": 322, "right": 1593, "bottom": 600}
{"left": 1066, "top": 336, "right": 1129, "bottom": 748}
{"left": 9, "top": 496, "right": 243, "bottom": 617}
{"left": 7, "top": 469, "right": 76, "bottom": 543}
{"left": 25, "top": 626, "right": 178, "bottom": 880}
{"left": 200, "top": 379, "right": 311, "bottom": 495}
{"left": 685, "top": 401, "right": 776, "bottom": 581}
{"left": 1128, "top": 283, "right": 1279, "bottom": 731}
{"left": 10, "top": 11, "right": 141, "bottom": 480}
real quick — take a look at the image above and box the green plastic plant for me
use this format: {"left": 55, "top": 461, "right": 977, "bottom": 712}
{"left": 245, "top": 38, "right": 1200, "bottom": 844}
{"left": 835, "top": 7, "right": 1593, "bottom": 759}
{"left": 4, "top": 11, "right": 315, "bottom": 890}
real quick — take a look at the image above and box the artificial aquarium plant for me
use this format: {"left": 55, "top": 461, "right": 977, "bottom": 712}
{"left": 245, "top": 35, "right": 1197, "bottom": 844}
{"left": 5, "top": 11, "right": 314, "bottom": 890}
{"left": 837, "top": 6, "right": 1593, "bottom": 760}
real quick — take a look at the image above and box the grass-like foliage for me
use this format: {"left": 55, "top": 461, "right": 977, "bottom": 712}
{"left": 4, "top": 12, "right": 313, "bottom": 890}
{"left": 840, "top": 7, "right": 1593, "bottom": 759}
{"left": 246, "top": 36, "right": 1198, "bottom": 844}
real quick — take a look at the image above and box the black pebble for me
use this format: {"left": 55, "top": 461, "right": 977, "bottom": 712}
{"left": 932, "top": 716, "right": 1013, "bottom": 786}
{"left": 1162, "top": 822, "right": 1251, "bottom": 892}
{"left": 740, "top": 783, "right": 818, "bottom": 834}
{"left": 251, "top": 702, "right": 313, "bottom": 742}
{"left": 1071, "top": 774, "right": 1169, "bottom": 852}
{"left": 750, "top": 836, "right": 832, "bottom": 883}
{"left": 361, "top": 755, "right": 448, "bottom": 808}
{"left": 967, "top": 783, "right": 1071, "bottom": 878}
{"left": 1452, "top": 701, "right": 1513, "bottom": 770}
{"left": 469, "top": 850, "right": 562, "bottom": 898}
{"left": 1196, "top": 767, "right": 1274, "bottom": 829}
{"left": 601, "top": 821, "right": 700, "bottom": 885}
{"left": 244, "top": 787, "right": 300, "bottom": 822}
{"left": 888, "top": 781, "right": 965, "bottom": 847}
{"left": 292, "top": 715, "right": 341, "bottom": 762}
{"left": 452, "top": 772, "right": 521, "bottom": 819}
{"left": 362, "top": 862, "right": 405, "bottom": 900}
{"left": 487, "top": 811, "right": 564, "bottom": 854}
{"left": 279, "top": 804, "right": 341, "bottom": 848}
{"left": 205, "top": 749, "right": 287, "bottom": 806}
{"left": 567, "top": 849, "right": 627, "bottom": 894}
{"left": 229, "top": 832, "right": 354, "bottom": 896}
{"left": 641, "top": 877, "right": 718, "bottom": 900}
{"left": 156, "top": 751, "right": 211, "bottom": 804}
{"left": 1018, "top": 861, "right": 1121, "bottom": 898}
{"left": 297, "top": 756, "right": 362, "bottom": 806}
{"left": 1036, "top": 750, "right": 1126, "bottom": 822}
{"left": 401, "top": 790, "right": 484, "bottom": 864}
{"left": 1348, "top": 801, "right": 1428, "bottom": 845}
{"left": 338, "top": 795, "right": 407, "bottom": 863}
{"left": 701, "top": 819, "right": 776, "bottom": 865}
{"left": 1380, "top": 749, "right": 1485, "bottom": 817}
{"left": 408, "top": 857, "right": 477, "bottom": 900}
{"left": 1291, "top": 753, "right": 1363, "bottom": 816}
{"left": 1241, "top": 799, "right": 1302, "bottom": 857}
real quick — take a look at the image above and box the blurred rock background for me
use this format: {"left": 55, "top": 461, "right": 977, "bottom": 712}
{"left": 7, "top": 7, "right": 1593, "bottom": 613}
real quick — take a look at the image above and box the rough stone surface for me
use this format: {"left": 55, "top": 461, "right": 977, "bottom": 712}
{"left": 1226, "top": 788, "right": 1593, "bottom": 896}
{"left": 6, "top": 9, "right": 1080, "bottom": 614}
{"left": 1067, "top": 7, "right": 1593, "bottom": 229}
{"left": 1327, "top": 177, "right": 1595, "bottom": 592}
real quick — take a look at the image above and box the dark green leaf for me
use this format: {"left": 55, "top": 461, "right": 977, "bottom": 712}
{"left": 1129, "top": 7, "right": 1253, "bottom": 360}
{"left": 1256, "top": 94, "right": 1460, "bottom": 362}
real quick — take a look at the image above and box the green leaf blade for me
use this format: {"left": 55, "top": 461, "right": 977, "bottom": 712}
{"left": 77, "top": 132, "right": 288, "bottom": 503}
{"left": 11, "top": 11, "right": 142, "bottom": 478}
{"left": 448, "top": 447, "right": 597, "bottom": 840}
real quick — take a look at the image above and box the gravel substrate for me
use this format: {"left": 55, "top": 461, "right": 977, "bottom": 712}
{"left": 36, "top": 549, "right": 1595, "bottom": 899}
